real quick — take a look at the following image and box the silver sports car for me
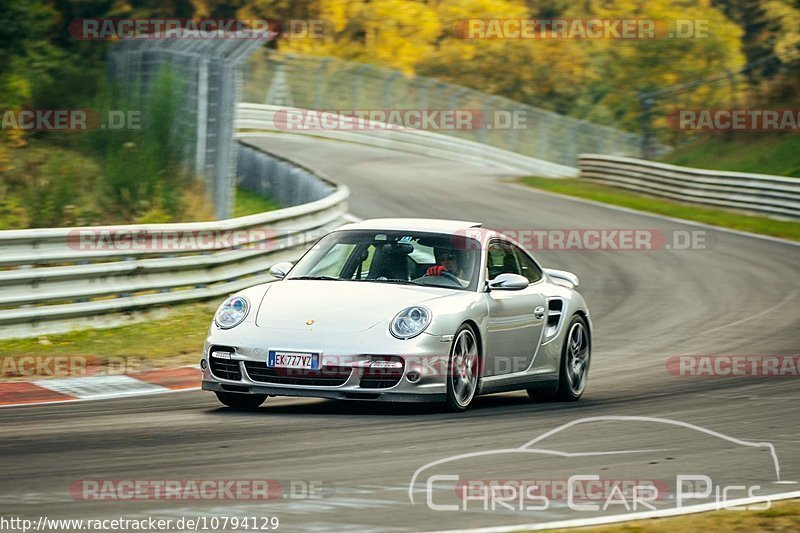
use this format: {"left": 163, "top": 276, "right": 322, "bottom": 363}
{"left": 201, "top": 218, "right": 591, "bottom": 411}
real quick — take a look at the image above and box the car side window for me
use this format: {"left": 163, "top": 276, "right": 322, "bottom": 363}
{"left": 487, "top": 241, "right": 521, "bottom": 280}
{"left": 514, "top": 246, "right": 543, "bottom": 283}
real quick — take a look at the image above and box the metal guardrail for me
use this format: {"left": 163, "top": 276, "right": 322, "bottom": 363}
{"left": 235, "top": 104, "right": 578, "bottom": 178}
{"left": 579, "top": 154, "right": 800, "bottom": 219}
{"left": 0, "top": 145, "right": 349, "bottom": 339}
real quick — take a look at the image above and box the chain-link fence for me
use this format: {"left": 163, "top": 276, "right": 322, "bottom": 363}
{"left": 106, "top": 38, "right": 666, "bottom": 215}
{"left": 243, "top": 50, "right": 656, "bottom": 168}
{"left": 107, "top": 32, "right": 270, "bottom": 219}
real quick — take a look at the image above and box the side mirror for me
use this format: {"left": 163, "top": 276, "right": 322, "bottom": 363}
{"left": 269, "top": 261, "right": 293, "bottom": 280}
{"left": 488, "top": 273, "right": 529, "bottom": 291}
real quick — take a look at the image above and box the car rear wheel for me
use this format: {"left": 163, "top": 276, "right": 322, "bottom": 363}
{"left": 215, "top": 392, "right": 267, "bottom": 409}
{"left": 445, "top": 324, "right": 480, "bottom": 412}
{"left": 527, "top": 314, "right": 590, "bottom": 402}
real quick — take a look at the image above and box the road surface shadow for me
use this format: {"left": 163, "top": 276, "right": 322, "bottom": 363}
{"left": 205, "top": 391, "right": 601, "bottom": 417}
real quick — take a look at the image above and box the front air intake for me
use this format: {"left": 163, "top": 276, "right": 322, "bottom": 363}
{"left": 360, "top": 356, "right": 405, "bottom": 389}
{"left": 544, "top": 299, "right": 565, "bottom": 342}
{"left": 243, "top": 362, "right": 352, "bottom": 386}
{"left": 209, "top": 346, "right": 242, "bottom": 381}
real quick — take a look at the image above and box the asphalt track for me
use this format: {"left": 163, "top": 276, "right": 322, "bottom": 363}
{"left": 1, "top": 134, "right": 799, "bottom": 532}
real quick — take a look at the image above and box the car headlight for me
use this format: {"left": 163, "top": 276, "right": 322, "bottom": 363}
{"left": 390, "top": 306, "right": 431, "bottom": 339}
{"left": 215, "top": 296, "right": 250, "bottom": 329}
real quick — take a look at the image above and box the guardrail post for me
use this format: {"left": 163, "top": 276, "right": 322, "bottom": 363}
{"left": 195, "top": 58, "right": 210, "bottom": 176}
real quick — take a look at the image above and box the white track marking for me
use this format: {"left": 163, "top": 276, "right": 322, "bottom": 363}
{"left": 0, "top": 386, "right": 200, "bottom": 409}
{"left": 34, "top": 375, "right": 169, "bottom": 400}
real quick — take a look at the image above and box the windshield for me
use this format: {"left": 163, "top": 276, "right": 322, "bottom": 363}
{"left": 286, "top": 230, "right": 482, "bottom": 291}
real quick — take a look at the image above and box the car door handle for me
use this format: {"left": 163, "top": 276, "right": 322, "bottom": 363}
{"left": 534, "top": 306, "right": 545, "bottom": 319}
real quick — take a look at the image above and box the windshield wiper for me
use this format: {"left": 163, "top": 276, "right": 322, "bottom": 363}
{"left": 290, "top": 275, "right": 341, "bottom": 281}
{"left": 359, "top": 278, "right": 423, "bottom": 286}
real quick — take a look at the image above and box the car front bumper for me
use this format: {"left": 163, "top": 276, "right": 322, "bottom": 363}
{"left": 200, "top": 323, "right": 452, "bottom": 402}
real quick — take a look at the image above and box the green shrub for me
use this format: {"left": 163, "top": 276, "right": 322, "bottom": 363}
{"left": 87, "top": 67, "right": 195, "bottom": 221}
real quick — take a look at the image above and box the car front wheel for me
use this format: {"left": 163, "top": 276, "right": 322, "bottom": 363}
{"left": 445, "top": 324, "right": 480, "bottom": 412}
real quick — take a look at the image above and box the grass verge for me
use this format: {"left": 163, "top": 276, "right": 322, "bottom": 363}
{"left": 551, "top": 498, "right": 800, "bottom": 532}
{"left": 518, "top": 177, "right": 800, "bottom": 242}
{"left": 662, "top": 134, "right": 800, "bottom": 177}
{"left": 234, "top": 187, "right": 282, "bottom": 218}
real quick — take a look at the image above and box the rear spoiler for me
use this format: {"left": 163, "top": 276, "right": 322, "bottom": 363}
{"left": 544, "top": 268, "right": 579, "bottom": 289}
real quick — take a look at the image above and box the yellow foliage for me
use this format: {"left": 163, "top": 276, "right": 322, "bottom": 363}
{"left": 763, "top": 1, "right": 800, "bottom": 62}
{"left": 0, "top": 144, "right": 12, "bottom": 174}
{"left": 257, "top": 0, "right": 747, "bottom": 131}
{"left": 6, "top": 127, "right": 27, "bottom": 149}
{"left": 285, "top": 0, "right": 443, "bottom": 74}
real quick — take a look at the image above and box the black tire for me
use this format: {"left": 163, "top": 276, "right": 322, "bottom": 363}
{"left": 215, "top": 392, "right": 267, "bottom": 409}
{"left": 445, "top": 324, "right": 481, "bottom": 412}
{"left": 527, "top": 315, "right": 590, "bottom": 402}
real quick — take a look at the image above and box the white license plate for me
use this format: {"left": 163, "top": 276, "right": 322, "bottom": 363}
{"left": 268, "top": 351, "right": 320, "bottom": 370}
